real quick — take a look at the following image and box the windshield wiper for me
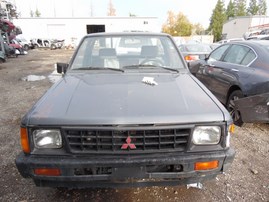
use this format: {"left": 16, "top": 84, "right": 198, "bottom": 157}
{"left": 122, "top": 64, "right": 153, "bottom": 69}
{"left": 158, "top": 66, "right": 179, "bottom": 73}
{"left": 122, "top": 64, "right": 179, "bottom": 73}
{"left": 74, "top": 67, "right": 124, "bottom": 72}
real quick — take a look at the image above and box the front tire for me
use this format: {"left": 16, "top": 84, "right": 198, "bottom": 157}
{"left": 227, "top": 90, "right": 244, "bottom": 126}
{"left": 24, "top": 44, "right": 29, "bottom": 51}
{"left": 51, "top": 44, "right": 56, "bottom": 50}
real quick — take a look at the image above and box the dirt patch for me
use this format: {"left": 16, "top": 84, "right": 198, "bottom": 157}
{"left": 0, "top": 49, "right": 268, "bottom": 202}
{"left": 0, "top": 66, "right": 6, "bottom": 70}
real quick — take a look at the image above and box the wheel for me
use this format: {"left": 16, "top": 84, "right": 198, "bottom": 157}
{"left": 227, "top": 90, "right": 244, "bottom": 126}
{"left": 24, "top": 44, "right": 29, "bottom": 51}
{"left": 0, "top": 58, "right": 4, "bottom": 63}
{"left": 50, "top": 44, "right": 56, "bottom": 50}
{"left": 140, "top": 58, "right": 164, "bottom": 66}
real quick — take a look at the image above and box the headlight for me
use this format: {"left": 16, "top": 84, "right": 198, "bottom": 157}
{"left": 192, "top": 126, "right": 221, "bottom": 145}
{"left": 33, "top": 129, "right": 62, "bottom": 149}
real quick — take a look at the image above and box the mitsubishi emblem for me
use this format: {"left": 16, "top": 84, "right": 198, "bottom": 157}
{"left": 121, "top": 136, "right": 136, "bottom": 149}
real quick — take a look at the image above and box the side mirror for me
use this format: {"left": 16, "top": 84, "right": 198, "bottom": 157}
{"left": 187, "top": 60, "right": 200, "bottom": 74}
{"left": 56, "top": 63, "right": 69, "bottom": 74}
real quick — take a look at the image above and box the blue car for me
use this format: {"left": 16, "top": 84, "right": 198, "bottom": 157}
{"left": 189, "top": 40, "right": 269, "bottom": 125}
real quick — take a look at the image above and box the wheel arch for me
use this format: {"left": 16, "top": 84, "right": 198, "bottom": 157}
{"left": 226, "top": 85, "right": 243, "bottom": 106}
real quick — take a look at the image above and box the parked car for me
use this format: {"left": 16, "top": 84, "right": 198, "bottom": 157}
{"left": 31, "top": 38, "right": 50, "bottom": 48}
{"left": 188, "top": 40, "right": 269, "bottom": 125}
{"left": 50, "top": 39, "right": 65, "bottom": 50}
{"left": 31, "top": 38, "right": 64, "bottom": 50}
{"left": 216, "top": 38, "right": 244, "bottom": 44}
{"left": 259, "top": 28, "right": 269, "bottom": 35}
{"left": 0, "top": 36, "right": 7, "bottom": 62}
{"left": 3, "top": 42, "right": 19, "bottom": 57}
{"left": 10, "top": 39, "right": 27, "bottom": 55}
{"left": 178, "top": 43, "right": 213, "bottom": 62}
{"left": 16, "top": 32, "right": 235, "bottom": 189}
{"left": 243, "top": 30, "right": 262, "bottom": 39}
{"left": 16, "top": 37, "right": 33, "bottom": 50}
{"left": 246, "top": 34, "right": 269, "bottom": 40}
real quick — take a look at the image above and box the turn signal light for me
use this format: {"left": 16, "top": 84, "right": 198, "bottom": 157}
{"left": 185, "top": 55, "right": 199, "bottom": 61}
{"left": 21, "top": 127, "right": 30, "bottom": 154}
{"left": 34, "top": 168, "right": 61, "bottom": 176}
{"left": 194, "top": 160, "right": 219, "bottom": 171}
{"left": 229, "top": 124, "right": 235, "bottom": 133}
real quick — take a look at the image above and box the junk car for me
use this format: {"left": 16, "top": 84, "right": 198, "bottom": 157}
{"left": 16, "top": 32, "right": 235, "bottom": 188}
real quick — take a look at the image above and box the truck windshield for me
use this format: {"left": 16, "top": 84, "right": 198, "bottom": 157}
{"left": 70, "top": 34, "right": 185, "bottom": 71}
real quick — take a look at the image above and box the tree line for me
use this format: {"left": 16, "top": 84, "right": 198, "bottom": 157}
{"left": 162, "top": 0, "right": 267, "bottom": 42}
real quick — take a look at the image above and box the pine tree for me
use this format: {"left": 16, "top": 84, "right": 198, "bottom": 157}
{"left": 226, "top": 0, "right": 235, "bottom": 19}
{"left": 35, "top": 8, "right": 41, "bottom": 17}
{"left": 258, "top": 0, "right": 267, "bottom": 15}
{"left": 247, "top": 0, "right": 259, "bottom": 15}
{"left": 234, "top": 0, "right": 247, "bottom": 16}
{"left": 210, "top": 0, "right": 226, "bottom": 42}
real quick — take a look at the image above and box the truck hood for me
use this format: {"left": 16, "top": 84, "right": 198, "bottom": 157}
{"left": 26, "top": 72, "right": 227, "bottom": 125}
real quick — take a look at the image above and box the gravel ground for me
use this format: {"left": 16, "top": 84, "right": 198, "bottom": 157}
{"left": 0, "top": 49, "right": 268, "bottom": 202}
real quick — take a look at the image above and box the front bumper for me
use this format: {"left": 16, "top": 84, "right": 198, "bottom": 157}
{"left": 15, "top": 148, "right": 235, "bottom": 188}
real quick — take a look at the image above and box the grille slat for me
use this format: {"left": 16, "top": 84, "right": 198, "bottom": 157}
{"left": 65, "top": 128, "right": 190, "bottom": 154}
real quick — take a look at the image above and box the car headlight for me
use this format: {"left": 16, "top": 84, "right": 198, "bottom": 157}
{"left": 192, "top": 126, "right": 221, "bottom": 145}
{"left": 33, "top": 129, "right": 62, "bottom": 149}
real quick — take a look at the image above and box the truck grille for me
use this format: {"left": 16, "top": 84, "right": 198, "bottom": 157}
{"left": 64, "top": 127, "right": 190, "bottom": 154}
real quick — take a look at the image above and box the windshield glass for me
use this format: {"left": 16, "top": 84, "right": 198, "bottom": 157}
{"left": 70, "top": 34, "right": 185, "bottom": 70}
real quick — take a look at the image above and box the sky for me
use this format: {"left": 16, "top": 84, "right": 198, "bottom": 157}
{"left": 13, "top": 0, "right": 269, "bottom": 28}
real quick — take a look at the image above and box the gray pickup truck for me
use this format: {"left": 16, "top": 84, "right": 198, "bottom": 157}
{"left": 15, "top": 32, "right": 235, "bottom": 188}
